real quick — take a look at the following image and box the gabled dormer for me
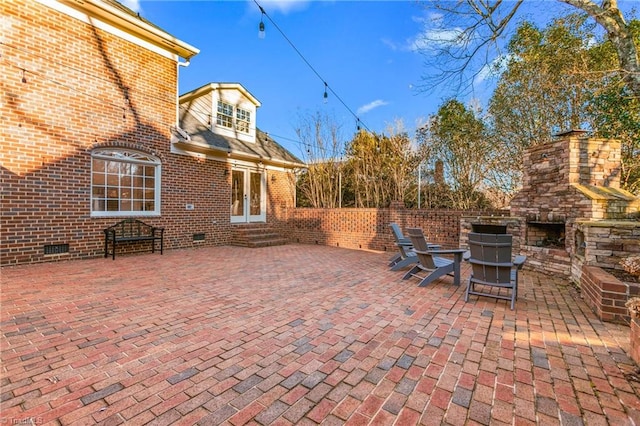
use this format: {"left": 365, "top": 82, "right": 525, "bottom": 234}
{"left": 179, "top": 83, "right": 261, "bottom": 144}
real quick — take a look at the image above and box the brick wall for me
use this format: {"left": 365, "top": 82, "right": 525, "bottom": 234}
{"left": 275, "top": 207, "right": 505, "bottom": 253}
{"left": 581, "top": 265, "right": 640, "bottom": 324}
{"left": 0, "top": 1, "right": 297, "bottom": 265}
{"left": 267, "top": 170, "right": 297, "bottom": 224}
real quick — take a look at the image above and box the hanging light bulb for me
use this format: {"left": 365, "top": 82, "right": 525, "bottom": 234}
{"left": 323, "top": 82, "right": 328, "bottom": 104}
{"left": 21, "top": 69, "right": 27, "bottom": 83}
{"left": 258, "top": 8, "right": 266, "bottom": 39}
{"left": 356, "top": 118, "right": 361, "bottom": 131}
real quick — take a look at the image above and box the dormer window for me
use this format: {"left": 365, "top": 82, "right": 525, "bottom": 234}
{"left": 236, "top": 108, "right": 251, "bottom": 133}
{"left": 215, "top": 100, "right": 251, "bottom": 134}
{"left": 216, "top": 101, "right": 233, "bottom": 128}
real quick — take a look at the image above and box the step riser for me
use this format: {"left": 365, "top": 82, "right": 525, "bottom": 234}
{"left": 232, "top": 225, "right": 287, "bottom": 248}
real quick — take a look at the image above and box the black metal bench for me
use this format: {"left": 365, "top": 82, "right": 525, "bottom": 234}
{"left": 104, "top": 219, "right": 164, "bottom": 260}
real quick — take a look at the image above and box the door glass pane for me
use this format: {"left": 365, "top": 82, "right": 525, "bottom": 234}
{"left": 231, "top": 170, "right": 244, "bottom": 216}
{"left": 250, "top": 172, "right": 262, "bottom": 216}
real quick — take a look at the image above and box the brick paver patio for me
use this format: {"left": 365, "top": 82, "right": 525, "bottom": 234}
{"left": 2, "top": 244, "right": 639, "bottom": 425}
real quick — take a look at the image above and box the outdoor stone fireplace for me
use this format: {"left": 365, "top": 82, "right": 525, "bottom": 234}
{"left": 462, "top": 130, "right": 639, "bottom": 282}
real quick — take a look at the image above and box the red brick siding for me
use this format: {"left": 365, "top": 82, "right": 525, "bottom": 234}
{"left": 1, "top": 1, "right": 300, "bottom": 265}
{"left": 267, "top": 170, "right": 297, "bottom": 224}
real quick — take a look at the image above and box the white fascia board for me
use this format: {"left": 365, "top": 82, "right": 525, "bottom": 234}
{"left": 180, "top": 83, "right": 261, "bottom": 107}
{"left": 38, "top": 0, "right": 199, "bottom": 60}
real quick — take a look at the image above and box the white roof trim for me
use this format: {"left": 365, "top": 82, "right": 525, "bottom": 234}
{"left": 38, "top": 0, "right": 199, "bottom": 60}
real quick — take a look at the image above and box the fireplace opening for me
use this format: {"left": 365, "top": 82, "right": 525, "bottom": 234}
{"left": 472, "top": 224, "right": 507, "bottom": 234}
{"left": 526, "top": 222, "right": 565, "bottom": 248}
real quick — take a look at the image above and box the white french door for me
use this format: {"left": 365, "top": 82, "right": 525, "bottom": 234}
{"left": 230, "top": 166, "right": 266, "bottom": 223}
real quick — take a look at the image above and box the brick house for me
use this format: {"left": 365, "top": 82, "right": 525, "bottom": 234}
{"left": 1, "top": 0, "right": 303, "bottom": 265}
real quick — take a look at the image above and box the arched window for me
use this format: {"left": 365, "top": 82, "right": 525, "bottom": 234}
{"left": 91, "top": 149, "right": 161, "bottom": 216}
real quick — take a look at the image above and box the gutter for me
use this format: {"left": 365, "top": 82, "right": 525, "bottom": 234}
{"left": 173, "top": 139, "right": 306, "bottom": 169}
{"left": 61, "top": 0, "right": 200, "bottom": 60}
{"left": 176, "top": 60, "right": 190, "bottom": 128}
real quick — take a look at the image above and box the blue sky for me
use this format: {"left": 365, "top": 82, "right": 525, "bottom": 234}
{"left": 133, "top": 0, "right": 439, "bottom": 157}
{"left": 128, "top": 0, "right": 630, "bottom": 158}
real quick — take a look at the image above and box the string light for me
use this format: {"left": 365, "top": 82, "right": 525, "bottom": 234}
{"left": 21, "top": 68, "right": 27, "bottom": 83}
{"left": 253, "top": 0, "right": 371, "bottom": 134}
{"left": 258, "top": 6, "right": 266, "bottom": 39}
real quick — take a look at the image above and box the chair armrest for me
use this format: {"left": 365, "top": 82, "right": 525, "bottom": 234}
{"left": 513, "top": 255, "right": 527, "bottom": 268}
{"left": 426, "top": 249, "right": 467, "bottom": 255}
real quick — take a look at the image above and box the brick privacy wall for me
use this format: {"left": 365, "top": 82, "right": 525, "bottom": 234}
{"left": 580, "top": 265, "right": 640, "bottom": 324}
{"left": 275, "top": 207, "right": 506, "bottom": 253}
{"left": 0, "top": 1, "right": 300, "bottom": 265}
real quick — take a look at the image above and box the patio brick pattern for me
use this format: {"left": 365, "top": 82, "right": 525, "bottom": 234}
{"left": 2, "top": 245, "right": 639, "bottom": 425}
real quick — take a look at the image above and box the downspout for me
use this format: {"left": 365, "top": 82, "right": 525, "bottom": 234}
{"left": 176, "top": 59, "right": 190, "bottom": 127}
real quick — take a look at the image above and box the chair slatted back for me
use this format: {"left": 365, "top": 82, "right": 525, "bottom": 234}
{"left": 390, "top": 223, "right": 406, "bottom": 243}
{"left": 390, "top": 223, "right": 412, "bottom": 257}
{"left": 407, "top": 228, "right": 437, "bottom": 269}
{"left": 468, "top": 232, "right": 513, "bottom": 284}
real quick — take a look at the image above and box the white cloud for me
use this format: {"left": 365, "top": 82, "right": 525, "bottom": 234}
{"left": 402, "top": 12, "right": 464, "bottom": 53}
{"left": 357, "top": 99, "right": 388, "bottom": 115}
{"left": 408, "top": 28, "right": 463, "bottom": 52}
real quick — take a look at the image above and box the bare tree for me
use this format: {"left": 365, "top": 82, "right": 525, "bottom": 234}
{"left": 420, "top": 0, "right": 640, "bottom": 98}
{"left": 384, "top": 120, "right": 421, "bottom": 204}
{"left": 294, "top": 111, "right": 345, "bottom": 208}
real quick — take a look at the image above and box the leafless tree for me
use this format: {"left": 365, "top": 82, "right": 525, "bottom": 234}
{"left": 420, "top": 0, "right": 640, "bottom": 98}
{"left": 294, "top": 111, "right": 345, "bottom": 208}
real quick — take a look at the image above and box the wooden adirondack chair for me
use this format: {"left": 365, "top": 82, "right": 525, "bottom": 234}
{"left": 465, "top": 232, "right": 527, "bottom": 310}
{"left": 388, "top": 223, "right": 417, "bottom": 271}
{"left": 402, "top": 228, "right": 466, "bottom": 287}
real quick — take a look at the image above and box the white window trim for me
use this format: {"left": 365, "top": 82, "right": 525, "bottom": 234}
{"left": 90, "top": 149, "right": 161, "bottom": 217}
{"left": 216, "top": 101, "right": 252, "bottom": 134}
{"left": 216, "top": 101, "right": 234, "bottom": 129}
{"left": 236, "top": 107, "right": 251, "bottom": 134}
